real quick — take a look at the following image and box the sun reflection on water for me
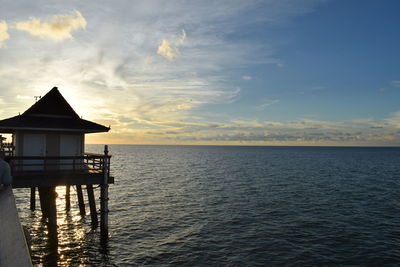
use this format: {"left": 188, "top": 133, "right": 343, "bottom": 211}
{"left": 14, "top": 185, "right": 107, "bottom": 266}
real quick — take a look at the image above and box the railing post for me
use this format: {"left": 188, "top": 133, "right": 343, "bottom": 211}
{"left": 100, "top": 145, "right": 109, "bottom": 244}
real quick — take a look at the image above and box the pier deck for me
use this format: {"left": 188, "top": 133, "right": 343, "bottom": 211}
{"left": 0, "top": 187, "right": 32, "bottom": 267}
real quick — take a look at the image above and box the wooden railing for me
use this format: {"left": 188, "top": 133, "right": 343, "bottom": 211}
{"left": 5, "top": 153, "right": 111, "bottom": 175}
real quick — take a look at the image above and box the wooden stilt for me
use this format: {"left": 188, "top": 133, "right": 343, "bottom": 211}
{"left": 47, "top": 187, "right": 58, "bottom": 233}
{"left": 47, "top": 187, "right": 59, "bottom": 263}
{"left": 86, "top": 184, "right": 98, "bottom": 227}
{"left": 100, "top": 145, "right": 109, "bottom": 242}
{"left": 100, "top": 184, "right": 109, "bottom": 242}
{"left": 30, "top": 187, "right": 36, "bottom": 211}
{"left": 38, "top": 187, "right": 49, "bottom": 218}
{"left": 65, "top": 185, "right": 71, "bottom": 211}
{"left": 38, "top": 186, "right": 58, "bottom": 248}
{"left": 76, "top": 185, "right": 86, "bottom": 216}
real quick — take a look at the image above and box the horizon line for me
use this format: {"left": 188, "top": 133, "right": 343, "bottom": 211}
{"left": 85, "top": 143, "right": 400, "bottom": 148}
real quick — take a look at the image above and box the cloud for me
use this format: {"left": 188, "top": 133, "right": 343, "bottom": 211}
{"left": 385, "top": 111, "right": 400, "bottom": 128}
{"left": 0, "top": 21, "right": 10, "bottom": 48}
{"left": 391, "top": 80, "right": 400, "bottom": 88}
{"left": 5, "top": 1, "right": 380, "bottom": 146}
{"left": 157, "top": 29, "right": 186, "bottom": 60}
{"left": 176, "top": 104, "right": 191, "bottom": 110}
{"left": 242, "top": 75, "right": 252, "bottom": 80}
{"left": 16, "top": 95, "right": 31, "bottom": 100}
{"left": 256, "top": 99, "right": 280, "bottom": 110}
{"left": 157, "top": 39, "right": 178, "bottom": 60}
{"left": 15, "top": 10, "right": 87, "bottom": 41}
{"left": 134, "top": 116, "right": 400, "bottom": 145}
{"left": 178, "top": 29, "right": 187, "bottom": 44}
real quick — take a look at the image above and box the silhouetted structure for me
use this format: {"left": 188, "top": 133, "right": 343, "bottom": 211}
{"left": 0, "top": 87, "right": 113, "bottom": 244}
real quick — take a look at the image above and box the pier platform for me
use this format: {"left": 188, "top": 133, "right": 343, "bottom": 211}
{"left": 0, "top": 186, "right": 32, "bottom": 267}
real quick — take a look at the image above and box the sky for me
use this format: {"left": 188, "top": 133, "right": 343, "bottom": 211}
{"left": 0, "top": 0, "right": 399, "bottom": 146}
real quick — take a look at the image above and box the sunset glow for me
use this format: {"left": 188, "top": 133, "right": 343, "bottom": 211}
{"left": 1, "top": 1, "right": 399, "bottom": 146}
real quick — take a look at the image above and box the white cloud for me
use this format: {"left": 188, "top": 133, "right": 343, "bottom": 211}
{"left": 385, "top": 111, "right": 400, "bottom": 128}
{"left": 129, "top": 115, "right": 400, "bottom": 145}
{"left": 157, "top": 29, "right": 187, "bottom": 60}
{"left": 157, "top": 39, "right": 178, "bottom": 60}
{"left": 178, "top": 29, "right": 187, "bottom": 44}
{"left": 4, "top": 0, "right": 372, "bottom": 145}
{"left": 16, "top": 95, "right": 31, "bottom": 100}
{"left": 256, "top": 99, "right": 280, "bottom": 110}
{"left": 0, "top": 21, "right": 10, "bottom": 48}
{"left": 391, "top": 80, "right": 400, "bottom": 88}
{"left": 242, "top": 75, "right": 252, "bottom": 80}
{"left": 15, "top": 10, "right": 87, "bottom": 41}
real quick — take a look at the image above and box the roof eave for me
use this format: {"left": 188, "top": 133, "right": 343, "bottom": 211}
{"left": 0, "top": 126, "right": 110, "bottom": 133}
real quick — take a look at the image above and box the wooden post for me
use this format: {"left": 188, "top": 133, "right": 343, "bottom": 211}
{"left": 38, "top": 187, "right": 58, "bottom": 244}
{"left": 30, "top": 187, "right": 36, "bottom": 211}
{"left": 100, "top": 145, "right": 109, "bottom": 242}
{"left": 86, "top": 184, "right": 98, "bottom": 227}
{"left": 47, "top": 187, "right": 59, "bottom": 264}
{"left": 76, "top": 185, "right": 86, "bottom": 216}
{"left": 38, "top": 187, "right": 49, "bottom": 218}
{"left": 65, "top": 185, "right": 71, "bottom": 211}
{"left": 47, "top": 187, "right": 58, "bottom": 234}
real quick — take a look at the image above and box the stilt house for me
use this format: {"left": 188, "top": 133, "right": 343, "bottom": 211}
{"left": 0, "top": 87, "right": 111, "bottom": 182}
{"left": 0, "top": 87, "right": 112, "bottom": 239}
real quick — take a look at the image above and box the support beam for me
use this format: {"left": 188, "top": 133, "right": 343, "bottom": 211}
{"left": 76, "top": 185, "right": 86, "bottom": 216}
{"left": 100, "top": 184, "right": 108, "bottom": 239}
{"left": 46, "top": 187, "right": 59, "bottom": 267}
{"left": 38, "top": 186, "right": 58, "bottom": 248}
{"left": 38, "top": 187, "right": 49, "bottom": 218}
{"left": 100, "top": 145, "right": 109, "bottom": 243}
{"left": 86, "top": 184, "right": 98, "bottom": 227}
{"left": 47, "top": 187, "right": 58, "bottom": 235}
{"left": 30, "top": 187, "right": 36, "bottom": 211}
{"left": 65, "top": 185, "right": 70, "bottom": 211}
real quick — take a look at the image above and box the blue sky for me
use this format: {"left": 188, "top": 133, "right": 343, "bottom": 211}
{"left": 0, "top": 0, "right": 399, "bottom": 145}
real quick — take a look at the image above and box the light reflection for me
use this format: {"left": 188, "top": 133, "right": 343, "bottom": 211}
{"left": 15, "top": 185, "right": 106, "bottom": 266}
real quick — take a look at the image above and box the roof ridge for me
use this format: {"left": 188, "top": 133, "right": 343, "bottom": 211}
{"left": 23, "top": 87, "right": 80, "bottom": 118}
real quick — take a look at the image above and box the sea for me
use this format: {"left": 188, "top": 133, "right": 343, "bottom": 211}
{"left": 13, "top": 145, "right": 400, "bottom": 266}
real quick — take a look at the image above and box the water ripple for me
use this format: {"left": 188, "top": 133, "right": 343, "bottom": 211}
{"left": 13, "top": 145, "right": 400, "bottom": 266}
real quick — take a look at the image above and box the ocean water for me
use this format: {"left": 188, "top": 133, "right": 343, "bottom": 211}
{"left": 13, "top": 145, "right": 400, "bottom": 266}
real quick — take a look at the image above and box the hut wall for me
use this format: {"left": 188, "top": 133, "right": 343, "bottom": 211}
{"left": 13, "top": 131, "right": 84, "bottom": 171}
{"left": 14, "top": 131, "right": 84, "bottom": 157}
